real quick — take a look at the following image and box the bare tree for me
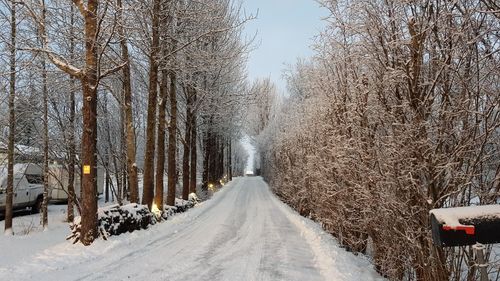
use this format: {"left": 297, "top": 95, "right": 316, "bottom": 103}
{"left": 26, "top": 0, "right": 124, "bottom": 244}
{"left": 4, "top": 0, "right": 16, "bottom": 235}
{"left": 141, "top": 0, "right": 161, "bottom": 210}
{"left": 117, "top": 0, "right": 138, "bottom": 204}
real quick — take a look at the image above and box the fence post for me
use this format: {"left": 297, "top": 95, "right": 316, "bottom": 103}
{"left": 473, "top": 243, "right": 489, "bottom": 281}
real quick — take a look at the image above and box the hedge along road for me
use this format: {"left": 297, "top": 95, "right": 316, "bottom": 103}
{"left": 0, "top": 177, "right": 384, "bottom": 281}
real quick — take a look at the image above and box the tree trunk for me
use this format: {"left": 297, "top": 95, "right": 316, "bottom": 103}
{"left": 41, "top": 53, "right": 49, "bottom": 230}
{"left": 4, "top": 0, "right": 16, "bottom": 235}
{"left": 117, "top": 0, "right": 138, "bottom": 203}
{"left": 189, "top": 91, "right": 197, "bottom": 194}
{"left": 105, "top": 165, "right": 109, "bottom": 203}
{"left": 221, "top": 137, "right": 225, "bottom": 180}
{"left": 119, "top": 99, "right": 126, "bottom": 202}
{"left": 202, "top": 125, "right": 211, "bottom": 188}
{"left": 67, "top": 5, "right": 76, "bottom": 223}
{"left": 182, "top": 87, "right": 192, "bottom": 200}
{"left": 154, "top": 71, "right": 168, "bottom": 210}
{"left": 106, "top": 106, "right": 122, "bottom": 204}
{"left": 142, "top": 0, "right": 161, "bottom": 209}
{"left": 228, "top": 138, "right": 232, "bottom": 181}
{"left": 80, "top": 0, "right": 100, "bottom": 245}
{"left": 166, "top": 70, "right": 177, "bottom": 206}
{"left": 103, "top": 92, "right": 110, "bottom": 203}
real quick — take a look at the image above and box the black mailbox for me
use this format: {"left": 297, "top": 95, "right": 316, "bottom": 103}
{"left": 430, "top": 205, "right": 500, "bottom": 247}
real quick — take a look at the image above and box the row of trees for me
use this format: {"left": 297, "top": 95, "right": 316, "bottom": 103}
{"left": 0, "top": 0, "right": 250, "bottom": 245}
{"left": 254, "top": 0, "right": 499, "bottom": 280}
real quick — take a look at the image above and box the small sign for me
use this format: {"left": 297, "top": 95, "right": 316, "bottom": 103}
{"left": 83, "top": 165, "right": 91, "bottom": 175}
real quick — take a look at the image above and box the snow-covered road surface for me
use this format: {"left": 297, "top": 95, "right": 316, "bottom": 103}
{"left": 0, "top": 177, "right": 383, "bottom": 281}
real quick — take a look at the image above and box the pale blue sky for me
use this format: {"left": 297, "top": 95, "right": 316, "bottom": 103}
{"left": 241, "top": 0, "right": 327, "bottom": 94}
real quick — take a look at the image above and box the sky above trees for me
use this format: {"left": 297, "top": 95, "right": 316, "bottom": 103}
{"left": 242, "top": 0, "right": 327, "bottom": 94}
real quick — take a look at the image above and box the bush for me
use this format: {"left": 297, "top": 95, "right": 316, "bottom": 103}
{"left": 68, "top": 204, "right": 153, "bottom": 243}
{"left": 68, "top": 195, "right": 201, "bottom": 243}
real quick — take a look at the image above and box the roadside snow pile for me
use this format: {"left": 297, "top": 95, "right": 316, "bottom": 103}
{"left": 99, "top": 204, "right": 154, "bottom": 238}
{"left": 68, "top": 195, "right": 202, "bottom": 243}
{"left": 162, "top": 205, "right": 177, "bottom": 218}
{"left": 174, "top": 198, "right": 195, "bottom": 212}
{"left": 162, "top": 193, "right": 199, "bottom": 217}
{"left": 189, "top": 192, "right": 200, "bottom": 203}
{"left": 67, "top": 204, "right": 154, "bottom": 243}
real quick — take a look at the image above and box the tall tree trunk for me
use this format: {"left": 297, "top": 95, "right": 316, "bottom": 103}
{"left": 67, "top": 77, "right": 77, "bottom": 221}
{"left": 106, "top": 107, "right": 122, "bottom": 204}
{"left": 182, "top": 87, "right": 192, "bottom": 200}
{"left": 189, "top": 91, "right": 197, "bottom": 194}
{"left": 154, "top": 71, "right": 168, "bottom": 210}
{"left": 117, "top": 0, "right": 138, "bottom": 203}
{"left": 119, "top": 99, "right": 126, "bottom": 202}
{"left": 103, "top": 93, "right": 110, "bottom": 203}
{"left": 41, "top": 53, "right": 49, "bottom": 230}
{"left": 221, "top": 137, "right": 224, "bottom": 180}
{"left": 142, "top": 0, "right": 161, "bottom": 209}
{"left": 228, "top": 138, "right": 232, "bottom": 181}
{"left": 105, "top": 166, "right": 109, "bottom": 202}
{"left": 80, "top": 0, "right": 100, "bottom": 245}
{"left": 67, "top": 5, "right": 77, "bottom": 223}
{"left": 166, "top": 70, "right": 177, "bottom": 206}
{"left": 202, "top": 126, "right": 211, "bottom": 188}
{"left": 4, "top": 0, "right": 16, "bottom": 235}
{"left": 122, "top": 160, "right": 127, "bottom": 201}
{"left": 208, "top": 132, "right": 217, "bottom": 184}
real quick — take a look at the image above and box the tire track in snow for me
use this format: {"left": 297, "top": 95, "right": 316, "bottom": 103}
{"left": 1, "top": 177, "right": 384, "bottom": 281}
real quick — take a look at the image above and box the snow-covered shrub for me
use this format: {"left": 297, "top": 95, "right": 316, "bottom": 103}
{"left": 98, "top": 204, "right": 154, "bottom": 239}
{"left": 162, "top": 194, "right": 200, "bottom": 219}
{"left": 188, "top": 192, "right": 200, "bottom": 204}
{"left": 162, "top": 205, "right": 177, "bottom": 219}
{"left": 68, "top": 195, "right": 201, "bottom": 243}
{"left": 68, "top": 204, "right": 154, "bottom": 243}
{"left": 174, "top": 198, "right": 195, "bottom": 213}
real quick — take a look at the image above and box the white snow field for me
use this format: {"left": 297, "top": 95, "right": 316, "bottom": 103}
{"left": 0, "top": 177, "right": 383, "bottom": 281}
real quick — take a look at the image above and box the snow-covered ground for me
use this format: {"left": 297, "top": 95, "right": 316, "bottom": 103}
{"left": 0, "top": 177, "right": 383, "bottom": 281}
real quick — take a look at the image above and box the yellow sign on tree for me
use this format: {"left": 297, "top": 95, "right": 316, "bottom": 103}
{"left": 83, "top": 165, "right": 91, "bottom": 175}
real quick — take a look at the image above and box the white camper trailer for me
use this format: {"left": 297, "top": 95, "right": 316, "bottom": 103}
{"left": 49, "top": 165, "right": 104, "bottom": 202}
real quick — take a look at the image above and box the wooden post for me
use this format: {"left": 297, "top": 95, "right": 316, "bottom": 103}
{"left": 473, "top": 243, "right": 489, "bottom": 281}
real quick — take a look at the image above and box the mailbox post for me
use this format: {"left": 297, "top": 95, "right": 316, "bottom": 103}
{"left": 430, "top": 204, "right": 500, "bottom": 281}
{"left": 473, "top": 243, "right": 489, "bottom": 281}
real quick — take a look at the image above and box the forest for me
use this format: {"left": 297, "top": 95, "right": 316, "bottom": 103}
{"left": 0, "top": 0, "right": 250, "bottom": 244}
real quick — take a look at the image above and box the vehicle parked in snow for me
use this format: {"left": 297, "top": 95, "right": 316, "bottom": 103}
{"left": 0, "top": 163, "right": 45, "bottom": 213}
{"left": 48, "top": 165, "right": 104, "bottom": 203}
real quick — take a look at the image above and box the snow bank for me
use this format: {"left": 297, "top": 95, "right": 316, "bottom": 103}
{"left": 269, "top": 187, "right": 385, "bottom": 280}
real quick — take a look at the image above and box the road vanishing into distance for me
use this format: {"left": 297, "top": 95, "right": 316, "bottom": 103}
{"left": 0, "top": 177, "right": 383, "bottom": 281}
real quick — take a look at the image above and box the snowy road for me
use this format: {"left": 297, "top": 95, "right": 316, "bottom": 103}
{"left": 0, "top": 177, "right": 383, "bottom": 281}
